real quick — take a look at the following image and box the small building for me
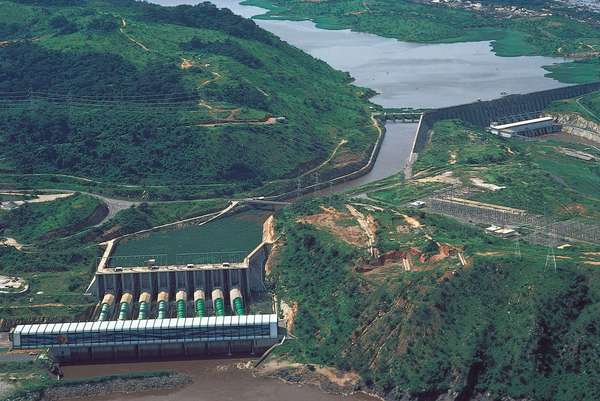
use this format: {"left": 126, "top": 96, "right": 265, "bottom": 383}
{"left": 489, "top": 116, "right": 560, "bottom": 138}
{"left": 409, "top": 200, "right": 426, "bottom": 209}
{"left": 485, "top": 225, "right": 518, "bottom": 238}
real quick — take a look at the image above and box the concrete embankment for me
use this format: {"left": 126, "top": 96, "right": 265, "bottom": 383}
{"left": 7, "top": 373, "right": 191, "bottom": 401}
{"left": 411, "top": 81, "right": 600, "bottom": 154}
{"left": 551, "top": 112, "right": 600, "bottom": 143}
{"left": 267, "top": 114, "right": 387, "bottom": 200}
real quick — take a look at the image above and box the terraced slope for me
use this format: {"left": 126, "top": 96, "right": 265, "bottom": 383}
{"left": 0, "top": 0, "right": 378, "bottom": 196}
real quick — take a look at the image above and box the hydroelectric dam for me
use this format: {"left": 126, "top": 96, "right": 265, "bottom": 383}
{"left": 9, "top": 215, "right": 283, "bottom": 362}
{"left": 9, "top": 82, "right": 600, "bottom": 363}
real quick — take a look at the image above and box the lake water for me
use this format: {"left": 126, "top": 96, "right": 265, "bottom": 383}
{"left": 151, "top": 0, "right": 571, "bottom": 189}
{"left": 154, "top": 0, "right": 570, "bottom": 108}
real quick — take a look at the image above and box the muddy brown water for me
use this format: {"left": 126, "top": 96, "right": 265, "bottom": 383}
{"left": 63, "top": 359, "right": 378, "bottom": 401}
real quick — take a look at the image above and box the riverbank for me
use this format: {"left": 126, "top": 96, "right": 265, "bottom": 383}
{"left": 61, "top": 359, "right": 378, "bottom": 401}
{"left": 5, "top": 371, "right": 191, "bottom": 401}
{"left": 255, "top": 358, "right": 369, "bottom": 397}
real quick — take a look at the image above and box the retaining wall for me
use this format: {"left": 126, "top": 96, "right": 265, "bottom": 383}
{"left": 412, "top": 82, "right": 600, "bottom": 153}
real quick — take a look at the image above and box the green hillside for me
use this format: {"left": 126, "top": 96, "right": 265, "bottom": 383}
{"left": 0, "top": 0, "right": 378, "bottom": 195}
{"left": 270, "top": 119, "right": 600, "bottom": 401}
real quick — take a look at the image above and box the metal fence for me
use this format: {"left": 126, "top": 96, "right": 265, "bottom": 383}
{"left": 175, "top": 251, "right": 248, "bottom": 265}
{"left": 423, "top": 188, "right": 600, "bottom": 245}
{"left": 103, "top": 254, "right": 169, "bottom": 268}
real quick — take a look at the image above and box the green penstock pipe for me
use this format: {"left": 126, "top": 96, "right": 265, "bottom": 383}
{"left": 138, "top": 301, "right": 149, "bottom": 320}
{"left": 117, "top": 302, "right": 129, "bottom": 320}
{"left": 157, "top": 300, "right": 168, "bottom": 319}
{"left": 176, "top": 299, "right": 186, "bottom": 318}
{"left": 233, "top": 297, "right": 244, "bottom": 316}
{"left": 98, "top": 303, "right": 110, "bottom": 321}
{"left": 213, "top": 298, "right": 225, "bottom": 316}
{"left": 195, "top": 299, "right": 205, "bottom": 317}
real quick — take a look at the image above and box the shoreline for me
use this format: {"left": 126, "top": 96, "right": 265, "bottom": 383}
{"left": 6, "top": 372, "right": 191, "bottom": 401}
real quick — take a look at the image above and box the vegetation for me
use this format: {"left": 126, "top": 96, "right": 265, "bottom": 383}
{"left": 0, "top": 193, "right": 105, "bottom": 242}
{"left": 406, "top": 120, "right": 600, "bottom": 219}
{"left": 245, "top": 0, "right": 600, "bottom": 83}
{"left": 0, "top": 0, "right": 378, "bottom": 191}
{"left": 272, "top": 198, "right": 600, "bottom": 401}
{"left": 0, "top": 360, "right": 180, "bottom": 401}
{"left": 95, "top": 198, "right": 228, "bottom": 240}
{"left": 268, "top": 115, "right": 600, "bottom": 400}
{"left": 547, "top": 90, "right": 600, "bottom": 122}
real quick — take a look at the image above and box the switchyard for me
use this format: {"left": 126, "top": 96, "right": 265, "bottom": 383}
{"left": 10, "top": 215, "right": 283, "bottom": 361}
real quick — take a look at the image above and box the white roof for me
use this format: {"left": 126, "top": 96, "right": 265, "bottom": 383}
{"left": 490, "top": 116, "right": 553, "bottom": 130}
{"left": 14, "top": 314, "right": 278, "bottom": 335}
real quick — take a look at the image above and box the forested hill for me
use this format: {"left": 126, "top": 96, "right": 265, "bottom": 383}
{"left": 0, "top": 0, "right": 377, "bottom": 193}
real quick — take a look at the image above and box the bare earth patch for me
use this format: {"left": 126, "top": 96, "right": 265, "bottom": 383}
{"left": 416, "top": 171, "right": 460, "bottom": 185}
{"left": 0, "top": 237, "right": 23, "bottom": 250}
{"left": 470, "top": 177, "right": 506, "bottom": 192}
{"left": 297, "top": 206, "right": 367, "bottom": 247}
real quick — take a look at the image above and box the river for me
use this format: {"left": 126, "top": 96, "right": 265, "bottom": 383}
{"left": 63, "top": 359, "right": 377, "bottom": 401}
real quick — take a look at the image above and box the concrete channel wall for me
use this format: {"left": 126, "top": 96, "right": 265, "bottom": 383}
{"left": 412, "top": 81, "right": 600, "bottom": 154}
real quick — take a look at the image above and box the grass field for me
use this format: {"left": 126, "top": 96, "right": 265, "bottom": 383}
{"left": 547, "top": 90, "right": 600, "bottom": 122}
{"left": 371, "top": 120, "right": 600, "bottom": 221}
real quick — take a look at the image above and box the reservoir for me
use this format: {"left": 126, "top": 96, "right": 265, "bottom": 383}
{"left": 155, "top": 0, "right": 569, "bottom": 108}
{"left": 110, "top": 210, "right": 269, "bottom": 266}
{"left": 153, "top": 0, "right": 571, "bottom": 189}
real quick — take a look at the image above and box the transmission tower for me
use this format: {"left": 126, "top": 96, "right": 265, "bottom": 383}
{"left": 313, "top": 172, "right": 320, "bottom": 194}
{"left": 514, "top": 237, "right": 521, "bottom": 259}
{"left": 545, "top": 245, "right": 557, "bottom": 272}
{"left": 296, "top": 177, "right": 302, "bottom": 198}
{"left": 544, "top": 225, "right": 558, "bottom": 273}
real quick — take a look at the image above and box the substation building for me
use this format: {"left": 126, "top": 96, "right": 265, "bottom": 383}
{"left": 489, "top": 116, "right": 561, "bottom": 138}
{"left": 10, "top": 216, "right": 283, "bottom": 361}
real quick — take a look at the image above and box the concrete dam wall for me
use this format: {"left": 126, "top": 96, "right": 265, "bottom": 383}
{"left": 413, "top": 81, "right": 600, "bottom": 153}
